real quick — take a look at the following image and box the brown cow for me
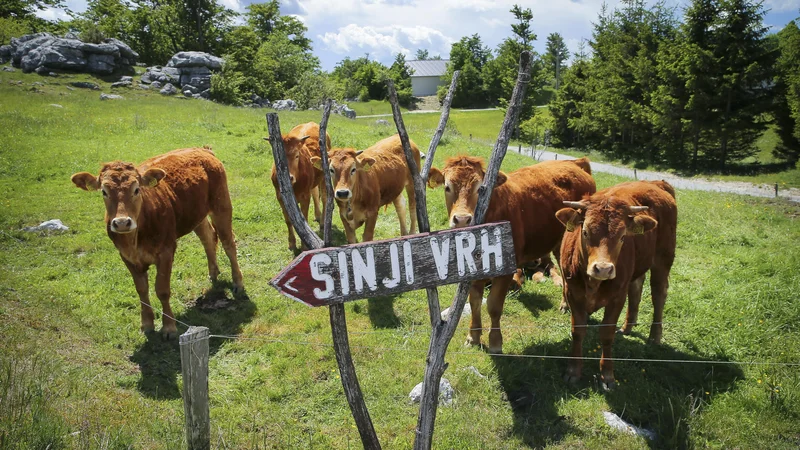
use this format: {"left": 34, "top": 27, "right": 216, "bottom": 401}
{"left": 71, "top": 147, "right": 244, "bottom": 339}
{"left": 556, "top": 180, "right": 677, "bottom": 389}
{"left": 428, "top": 157, "right": 596, "bottom": 353}
{"left": 312, "top": 134, "right": 420, "bottom": 243}
{"left": 270, "top": 122, "right": 332, "bottom": 250}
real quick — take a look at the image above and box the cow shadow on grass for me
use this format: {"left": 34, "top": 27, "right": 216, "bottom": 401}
{"left": 490, "top": 324, "right": 743, "bottom": 448}
{"left": 129, "top": 281, "right": 256, "bottom": 399}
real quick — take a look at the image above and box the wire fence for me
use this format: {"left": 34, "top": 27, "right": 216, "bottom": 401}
{"left": 138, "top": 299, "right": 800, "bottom": 368}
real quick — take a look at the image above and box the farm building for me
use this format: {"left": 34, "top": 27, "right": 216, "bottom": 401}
{"left": 406, "top": 59, "right": 449, "bottom": 97}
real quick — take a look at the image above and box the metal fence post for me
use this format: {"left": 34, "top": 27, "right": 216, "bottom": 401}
{"left": 180, "top": 326, "right": 210, "bottom": 450}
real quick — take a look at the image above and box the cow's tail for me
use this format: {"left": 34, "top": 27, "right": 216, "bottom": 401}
{"left": 652, "top": 180, "right": 676, "bottom": 199}
{"left": 572, "top": 157, "right": 592, "bottom": 175}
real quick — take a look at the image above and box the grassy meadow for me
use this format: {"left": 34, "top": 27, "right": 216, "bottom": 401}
{"left": 1, "top": 69, "right": 800, "bottom": 449}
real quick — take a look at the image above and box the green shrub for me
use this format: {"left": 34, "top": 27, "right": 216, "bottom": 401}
{"left": 0, "top": 17, "right": 34, "bottom": 45}
{"left": 210, "top": 66, "right": 245, "bottom": 106}
{"left": 287, "top": 72, "right": 342, "bottom": 110}
{"left": 79, "top": 23, "right": 107, "bottom": 44}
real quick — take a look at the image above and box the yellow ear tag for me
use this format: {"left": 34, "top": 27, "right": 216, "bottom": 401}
{"left": 631, "top": 222, "right": 644, "bottom": 235}
{"left": 146, "top": 177, "right": 158, "bottom": 188}
{"left": 565, "top": 221, "right": 575, "bottom": 232}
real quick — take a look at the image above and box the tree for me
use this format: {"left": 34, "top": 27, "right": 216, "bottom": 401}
{"left": 388, "top": 53, "right": 414, "bottom": 106}
{"left": 438, "top": 34, "right": 493, "bottom": 107}
{"left": 1, "top": 0, "right": 64, "bottom": 19}
{"left": 415, "top": 49, "right": 429, "bottom": 60}
{"left": 545, "top": 32, "right": 570, "bottom": 89}
{"left": 510, "top": 4, "right": 534, "bottom": 46}
{"left": 772, "top": 19, "right": 800, "bottom": 163}
{"left": 246, "top": 1, "right": 311, "bottom": 51}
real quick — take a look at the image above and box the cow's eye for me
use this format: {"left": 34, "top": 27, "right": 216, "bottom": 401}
{"left": 582, "top": 229, "right": 588, "bottom": 238}
{"left": 102, "top": 190, "right": 108, "bottom": 197}
{"left": 134, "top": 187, "right": 140, "bottom": 195}
{"left": 350, "top": 167, "right": 356, "bottom": 174}
{"left": 295, "top": 154, "right": 300, "bottom": 160}
{"left": 445, "top": 185, "right": 451, "bottom": 193}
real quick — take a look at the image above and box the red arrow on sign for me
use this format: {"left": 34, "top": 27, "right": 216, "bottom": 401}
{"left": 270, "top": 222, "right": 516, "bottom": 307}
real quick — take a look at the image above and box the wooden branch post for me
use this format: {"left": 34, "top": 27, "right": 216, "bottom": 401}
{"left": 266, "top": 110, "right": 381, "bottom": 449}
{"left": 180, "top": 326, "right": 210, "bottom": 450}
{"left": 389, "top": 52, "right": 532, "bottom": 450}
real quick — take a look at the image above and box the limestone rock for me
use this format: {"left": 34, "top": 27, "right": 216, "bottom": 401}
{"left": 272, "top": 99, "right": 297, "bottom": 111}
{"left": 100, "top": 93, "right": 124, "bottom": 100}
{"left": 159, "top": 83, "right": 177, "bottom": 95}
{"left": 167, "top": 51, "right": 223, "bottom": 70}
{"left": 409, "top": 378, "right": 454, "bottom": 406}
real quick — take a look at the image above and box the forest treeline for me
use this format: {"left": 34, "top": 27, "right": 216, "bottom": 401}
{"left": 3, "top": 0, "right": 799, "bottom": 171}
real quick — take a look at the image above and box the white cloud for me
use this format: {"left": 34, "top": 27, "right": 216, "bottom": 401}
{"left": 35, "top": 7, "right": 71, "bottom": 21}
{"left": 764, "top": 0, "right": 800, "bottom": 13}
{"left": 220, "top": 0, "right": 242, "bottom": 12}
{"left": 318, "top": 24, "right": 453, "bottom": 59}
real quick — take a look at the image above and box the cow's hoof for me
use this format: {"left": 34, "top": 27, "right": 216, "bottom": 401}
{"left": 563, "top": 373, "right": 580, "bottom": 385}
{"left": 141, "top": 324, "right": 156, "bottom": 335}
{"left": 465, "top": 335, "right": 481, "bottom": 347}
{"left": 559, "top": 304, "right": 570, "bottom": 314}
{"left": 487, "top": 345, "right": 503, "bottom": 355}
{"left": 617, "top": 327, "right": 632, "bottom": 335}
{"left": 601, "top": 380, "right": 616, "bottom": 391}
{"left": 551, "top": 276, "right": 563, "bottom": 288}
{"left": 161, "top": 328, "right": 178, "bottom": 341}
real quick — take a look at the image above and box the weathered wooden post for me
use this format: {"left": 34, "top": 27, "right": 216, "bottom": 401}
{"left": 387, "top": 52, "right": 532, "bottom": 450}
{"left": 634, "top": 168, "right": 638, "bottom": 180}
{"left": 266, "top": 105, "right": 381, "bottom": 449}
{"left": 180, "top": 326, "right": 210, "bottom": 450}
{"left": 775, "top": 183, "right": 779, "bottom": 198}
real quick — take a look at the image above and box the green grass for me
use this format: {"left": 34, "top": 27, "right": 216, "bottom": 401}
{"left": 2, "top": 68, "right": 800, "bottom": 449}
{"left": 346, "top": 100, "right": 409, "bottom": 117}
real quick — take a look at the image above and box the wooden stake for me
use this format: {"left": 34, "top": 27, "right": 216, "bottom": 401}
{"left": 180, "top": 326, "right": 210, "bottom": 450}
{"left": 410, "top": 51, "right": 533, "bottom": 450}
{"left": 266, "top": 110, "right": 381, "bottom": 450}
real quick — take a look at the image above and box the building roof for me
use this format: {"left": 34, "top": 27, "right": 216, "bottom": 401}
{"left": 406, "top": 60, "right": 449, "bottom": 77}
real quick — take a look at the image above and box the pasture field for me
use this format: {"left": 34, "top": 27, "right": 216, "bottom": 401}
{"left": 1, "top": 69, "right": 800, "bottom": 449}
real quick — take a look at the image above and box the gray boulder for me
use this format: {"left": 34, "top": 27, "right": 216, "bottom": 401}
{"left": 119, "top": 75, "right": 133, "bottom": 82}
{"left": 272, "top": 99, "right": 297, "bottom": 111}
{"left": 150, "top": 81, "right": 162, "bottom": 89}
{"left": 167, "top": 51, "right": 223, "bottom": 70}
{"left": 140, "top": 66, "right": 180, "bottom": 85}
{"left": 159, "top": 83, "right": 177, "bottom": 95}
{"left": 409, "top": 378, "right": 454, "bottom": 406}
{"left": 0, "top": 45, "right": 11, "bottom": 64}
{"left": 376, "top": 119, "right": 389, "bottom": 125}
{"left": 8, "top": 33, "right": 137, "bottom": 74}
{"left": 23, "top": 219, "right": 68, "bottom": 233}
{"left": 100, "top": 93, "right": 124, "bottom": 100}
{"left": 111, "top": 80, "right": 132, "bottom": 88}
{"left": 249, "top": 94, "right": 270, "bottom": 108}
{"left": 183, "top": 89, "right": 194, "bottom": 97}
{"left": 70, "top": 81, "right": 100, "bottom": 90}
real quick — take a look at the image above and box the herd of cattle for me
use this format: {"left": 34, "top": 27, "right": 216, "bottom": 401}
{"left": 70, "top": 121, "right": 677, "bottom": 389}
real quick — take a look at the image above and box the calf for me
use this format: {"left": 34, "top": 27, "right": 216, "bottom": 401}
{"left": 556, "top": 180, "right": 677, "bottom": 389}
{"left": 71, "top": 147, "right": 244, "bottom": 339}
{"left": 428, "top": 157, "right": 596, "bottom": 353}
{"left": 270, "top": 122, "right": 332, "bottom": 250}
{"left": 313, "top": 134, "right": 420, "bottom": 243}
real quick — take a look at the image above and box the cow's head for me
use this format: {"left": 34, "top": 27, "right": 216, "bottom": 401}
{"left": 427, "top": 156, "right": 507, "bottom": 228}
{"left": 270, "top": 134, "right": 311, "bottom": 185}
{"left": 556, "top": 198, "right": 657, "bottom": 280}
{"left": 311, "top": 148, "right": 375, "bottom": 201}
{"left": 71, "top": 162, "right": 166, "bottom": 234}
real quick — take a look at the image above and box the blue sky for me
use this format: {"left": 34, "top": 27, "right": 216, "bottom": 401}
{"left": 40, "top": 0, "right": 800, "bottom": 71}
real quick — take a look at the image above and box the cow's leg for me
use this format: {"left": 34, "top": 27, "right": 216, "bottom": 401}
{"left": 406, "top": 182, "right": 418, "bottom": 234}
{"left": 194, "top": 218, "right": 220, "bottom": 283}
{"left": 512, "top": 268, "right": 525, "bottom": 290}
{"left": 392, "top": 195, "right": 409, "bottom": 236}
{"left": 340, "top": 212, "right": 357, "bottom": 244}
{"left": 124, "top": 260, "right": 154, "bottom": 334}
{"left": 649, "top": 266, "right": 670, "bottom": 345}
{"left": 466, "top": 279, "right": 486, "bottom": 347}
{"left": 487, "top": 274, "right": 513, "bottom": 354}
{"left": 210, "top": 211, "right": 244, "bottom": 294}
{"left": 311, "top": 185, "right": 322, "bottom": 223}
{"left": 362, "top": 213, "right": 378, "bottom": 242}
{"left": 546, "top": 252, "right": 564, "bottom": 288}
{"left": 620, "top": 274, "right": 645, "bottom": 335}
{"left": 599, "top": 295, "right": 626, "bottom": 390}
{"left": 565, "top": 296, "right": 587, "bottom": 385}
{"left": 298, "top": 194, "right": 312, "bottom": 250}
{"left": 155, "top": 253, "right": 178, "bottom": 340}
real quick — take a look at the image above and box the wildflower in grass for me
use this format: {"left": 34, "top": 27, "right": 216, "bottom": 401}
{"left": 757, "top": 379, "right": 762, "bottom": 384}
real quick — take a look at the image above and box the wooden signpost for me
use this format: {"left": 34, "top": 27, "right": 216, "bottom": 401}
{"left": 271, "top": 222, "right": 516, "bottom": 306}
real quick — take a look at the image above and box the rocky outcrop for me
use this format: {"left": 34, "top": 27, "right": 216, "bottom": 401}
{"left": 333, "top": 101, "right": 356, "bottom": 119}
{"left": 272, "top": 99, "right": 297, "bottom": 111}
{"left": 6, "top": 33, "right": 138, "bottom": 74}
{"left": 140, "top": 51, "right": 220, "bottom": 100}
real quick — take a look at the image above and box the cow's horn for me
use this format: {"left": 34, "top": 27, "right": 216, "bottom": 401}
{"left": 628, "top": 206, "right": 649, "bottom": 213}
{"left": 355, "top": 150, "right": 365, "bottom": 156}
{"left": 263, "top": 136, "right": 269, "bottom": 141}
{"left": 563, "top": 201, "right": 587, "bottom": 209}
{"left": 300, "top": 135, "right": 311, "bottom": 141}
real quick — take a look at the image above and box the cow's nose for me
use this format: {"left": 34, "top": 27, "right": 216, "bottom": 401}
{"left": 111, "top": 217, "right": 135, "bottom": 232}
{"left": 335, "top": 189, "right": 351, "bottom": 199}
{"left": 589, "top": 262, "right": 615, "bottom": 280}
{"left": 451, "top": 214, "right": 473, "bottom": 228}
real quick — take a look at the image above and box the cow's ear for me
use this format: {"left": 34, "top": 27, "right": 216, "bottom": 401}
{"left": 310, "top": 156, "right": 322, "bottom": 169}
{"left": 556, "top": 207, "right": 583, "bottom": 232}
{"left": 427, "top": 167, "right": 444, "bottom": 188}
{"left": 627, "top": 215, "right": 657, "bottom": 235}
{"left": 495, "top": 171, "right": 508, "bottom": 187}
{"left": 141, "top": 168, "right": 166, "bottom": 188}
{"left": 358, "top": 156, "right": 376, "bottom": 171}
{"left": 71, "top": 172, "right": 100, "bottom": 191}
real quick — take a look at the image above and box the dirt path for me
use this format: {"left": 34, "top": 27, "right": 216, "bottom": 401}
{"left": 510, "top": 146, "right": 800, "bottom": 203}
{"left": 357, "top": 108, "right": 498, "bottom": 119}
